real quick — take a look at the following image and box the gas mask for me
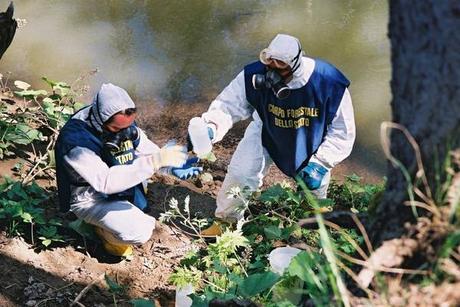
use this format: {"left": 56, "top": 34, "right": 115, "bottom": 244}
{"left": 252, "top": 69, "right": 290, "bottom": 99}
{"left": 102, "top": 125, "right": 139, "bottom": 152}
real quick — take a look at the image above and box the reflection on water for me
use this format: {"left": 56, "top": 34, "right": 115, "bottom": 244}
{"left": 1, "top": 0, "right": 390, "bottom": 177}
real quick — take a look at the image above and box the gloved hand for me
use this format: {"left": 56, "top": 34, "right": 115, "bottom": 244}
{"left": 171, "top": 157, "right": 203, "bottom": 180}
{"left": 151, "top": 144, "right": 188, "bottom": 170}
{"left": 298, "top": 162, "right": 328, "bottom": 190}
{"left": 187, "top": 127, "right": 214, "bottom": 152}
{"left": 188, "top": 117, "right": 214, "bottom": 156}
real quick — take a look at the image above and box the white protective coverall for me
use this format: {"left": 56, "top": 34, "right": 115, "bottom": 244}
{"left": 201, "top": 34, "right": 356, "bottom": 221}
{"left": 63, "top": 84, "right": 158, "bottom": 245}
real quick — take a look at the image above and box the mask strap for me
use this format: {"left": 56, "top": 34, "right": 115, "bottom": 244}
{"left": 290, "top": 42, "right": 302, "bottom": 74}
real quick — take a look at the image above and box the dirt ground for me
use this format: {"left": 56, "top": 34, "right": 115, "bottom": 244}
{"left": 0, "top": 101, "right": 384, "bottom": 306}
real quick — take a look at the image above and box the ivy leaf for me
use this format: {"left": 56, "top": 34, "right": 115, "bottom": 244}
{"left": 198, "top": 151, "right": 216, "bottom": 162}
{"left": 4, "top": 124, "right": 44, "bottom": 145}
{"left": 248, "top": 259, "right": 266, "bottom": 270}
{"left": 345, "top": 174, "right": 362, "bottom": 183}
{"left": 286, "top": 189, "right": 301, "bottom": 205}
{"left": 39, "top": 238, "right": 52, "bottom": 247}
{"left": 21, "top": 212, "right": 33, "bottom": 223}
{"left": 212, "top": 259, "right": 227, "bottom": 274}
{"left": 38, "top": 225, "right": 58, "bottom": 237}
{"left": 288, "top": 251, "right": 325, "bottom": 292}
{"left": 41, "top": 76, "right": 58, "bottom": 88}
{"left": 68, "top": 219, "right": 97, "bottom": 240}
{"left": 190, "top": 293, "right": 209, "bottom": 307}
{"left": 42, "top": 99, "right": 55, "bottom": 116}
{"left": 105, "top": 274, "right": 124, "bottom": 294}
{"left": 8, "top": 182, "right": 29, "bottom": 200}
{"left": 5, "top": 203, "right": 23, "bottom": 217}
{"left": 259, "top": 184, "right": 288, "bottom": 203}
{"left": 237, "top": 271, "right": 280, "bottom": 298}
{"left": 47, "top": 218, "right": 62, "bottom": 226}
{"left": 130, "top": 298, "right": 155, "bottom": 307}
{"left": 14, "top": 89, "right": 48, "bottom": 98}
{"left": 264, "top": 225, "right": 282, "bottom": 240}
{"left": 317, "top": 198, "right": 334, "bottom": 208}
{"left": 14, "top": 80, "right": 31, "bottom": 90}
{"left": 281, "top": 225, "right": 298, "bottom": 240}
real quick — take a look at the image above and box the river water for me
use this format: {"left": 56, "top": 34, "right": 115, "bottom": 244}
{"left": 1, "top": 0, "right": 390, "bottom": 178}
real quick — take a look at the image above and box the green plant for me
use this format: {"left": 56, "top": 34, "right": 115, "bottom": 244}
{"left": 163, "top": 177, "right": 385, "bottom": 306}
{"left": 37, "top": 225, "right": 65, "bottom": 247}
{"left": 130, "top": 298, "right": 155, "bottom": 307}
{"left": 0, "top": 71, "right": 95, "bottom": 184}
{"left": 105, "top": 274, "right": 125, "bottom": 307}
{"left": 104, "top": 274, "right": 157, "bottom": 307}
{"left": 159, "top": 196, "right": 208, "bottom": 238}
{"left": 328, "top": 174, "right": 385, "bottom": 213}
{"left": 0, "top": 176, "right": 64, "bottom": 247}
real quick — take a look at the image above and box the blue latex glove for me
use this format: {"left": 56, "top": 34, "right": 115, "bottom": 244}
{"left": 207, "top": 127, "right": 214, "bottom": 140}
{"left": 298, "top": 162, "right": 328, "bottom": 190}
{"left": 171, "top": 157, "right": 203, "bottom": 180}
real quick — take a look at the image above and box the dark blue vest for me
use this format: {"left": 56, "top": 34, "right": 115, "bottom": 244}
{"left": 55, "top": 116, "right": 147, "bottom": 212}
{"left": 244, "top": 59, "right": 350, "bottom": 177}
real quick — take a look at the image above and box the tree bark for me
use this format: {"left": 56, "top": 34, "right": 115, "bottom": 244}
{"left": 370, "top": 1, "right": 460, "bottom": 245}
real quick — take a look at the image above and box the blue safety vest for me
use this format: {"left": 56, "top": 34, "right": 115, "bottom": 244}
{"left": 244, "top": 59, "right": 350, "bottom": 177}
{"left": 55, "top": 115, "right": 147, "bottom": 212}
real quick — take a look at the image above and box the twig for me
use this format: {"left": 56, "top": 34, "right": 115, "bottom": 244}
{"left": 202, "top": 278, "right": 226, "bottom": 292}
{"left": 270, "top": 210, "right": 294, "bottom": 223}
{"left": 336, "top": 258, "right": 376, "bottom": 299}
{"left": 22, "top": 135, "right": 56, "bottom": 184}
{"left": 3, "top": 283, "right": 17, "bottom": 289}
{"left": 380, "top": 122, "right": 438, "bottom": 217}
{"left": 53, "top": 281, "right": 75, "bottom": 293}
{"left": 336, "top": 249, "right": 428, "bottom": 275}
{"left": 234, "top": 253, "right": 248, "bottom": 277}
{"left": 36, "top": 297, "right": 56, "bottom": 306}
{"left": 71, "top": 274, "right": 104, "bottom": 306}
{"left": 351, "top": 214, "right": 373, "bottom": 254}
{"left": 169, "top": 219, "right": 203, "bottom": 239}
{"left": 30, "top": 222, "right": 34, "bottom": 245}
{"left": 403, "top": 201, "right": 441, "bottom": 217}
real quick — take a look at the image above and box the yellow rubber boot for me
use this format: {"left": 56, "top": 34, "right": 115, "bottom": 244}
{"left": 200, "top": 220, "right": 229, "bottom": 237}
{"left": 94, "top": 227, "right": 133, "bottom": 257}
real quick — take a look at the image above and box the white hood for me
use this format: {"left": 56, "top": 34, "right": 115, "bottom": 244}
{"left": 73, "top": 83, "right": 135, "bottom": 131}
{"left": 259, "top": 34, "right": 310, "bottom": 88}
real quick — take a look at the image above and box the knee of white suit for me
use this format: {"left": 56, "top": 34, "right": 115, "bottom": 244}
{"left": 116, "top": 219, "right": 156, "bottom": 244}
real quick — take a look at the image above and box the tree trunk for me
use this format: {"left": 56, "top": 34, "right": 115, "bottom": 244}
{"left": 370, "top": 1, "right": 460, "bottom": 245}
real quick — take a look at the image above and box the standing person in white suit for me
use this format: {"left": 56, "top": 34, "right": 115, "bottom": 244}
{"left": 188, "top": 34, "right": 356, "bottom": 236}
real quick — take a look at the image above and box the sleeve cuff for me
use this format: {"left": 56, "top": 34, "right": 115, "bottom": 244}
{"left": 309, "top": 155, "right": 332, "bottom": 171}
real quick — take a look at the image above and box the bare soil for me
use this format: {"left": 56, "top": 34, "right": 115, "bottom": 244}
{"left": 0, "top": 101, "right": 383, "bottom": 306}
